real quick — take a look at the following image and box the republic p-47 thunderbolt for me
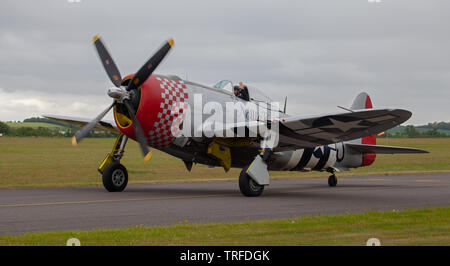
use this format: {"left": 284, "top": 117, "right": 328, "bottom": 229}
{"left": 46, "top": 36, "right": 428, "bottom": 197}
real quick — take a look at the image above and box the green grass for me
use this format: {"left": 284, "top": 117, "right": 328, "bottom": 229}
{"left": 0, "top": 137, "right": 447, "bottom": 188}
{"left": 351, "top": 138, "right": 450, "bottom": 175}
{"left": 0, "top": 207, "right": 448, "bottom": 246}
{"left": 5, "top": 122, "right": 66, "bottom": 129}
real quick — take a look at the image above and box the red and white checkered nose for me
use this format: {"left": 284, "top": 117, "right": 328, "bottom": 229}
{"left": 115, "top": 75, "right": 189, "bottom": 150}
{"left": 146, "top": 77, "right": 189, "bottom": 149}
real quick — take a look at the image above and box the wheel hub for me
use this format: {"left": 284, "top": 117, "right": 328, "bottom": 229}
{"left": 111, "top": 169, "right": 125, "bottom": 187}
{"left": 249, "top": 178, "right": 261, "bottom": 192}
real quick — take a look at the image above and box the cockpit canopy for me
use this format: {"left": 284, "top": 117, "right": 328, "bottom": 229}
{"left": 213, "top": 80, "right": 273, "bottom": 103}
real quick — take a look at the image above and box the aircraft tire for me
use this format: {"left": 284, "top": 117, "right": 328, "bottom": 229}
{"left": 102, "top": 163, "right": 128, "bottom": 192}
{"left": 239, "top": 166, "right": 264, "bottom": 197}
{"left": 328, "top": 174, "right": 337, "bottom": 187}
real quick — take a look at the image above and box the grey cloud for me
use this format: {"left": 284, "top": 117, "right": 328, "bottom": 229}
{"left": 0, "top": 0, "right": 449, "bottom": 124}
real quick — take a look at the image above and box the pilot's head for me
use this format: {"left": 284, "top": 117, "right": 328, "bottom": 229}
{"left": 233, "top": 86, "right": 240, "bottom": 96}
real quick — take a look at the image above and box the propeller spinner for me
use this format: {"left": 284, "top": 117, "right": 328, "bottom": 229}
{"left": 72, "top": 35, "right": 174, "bottom": 162}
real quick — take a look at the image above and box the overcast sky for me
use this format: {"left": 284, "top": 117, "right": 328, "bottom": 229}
{"left": 0, "top": 0, "right": 449, "bottom": 125}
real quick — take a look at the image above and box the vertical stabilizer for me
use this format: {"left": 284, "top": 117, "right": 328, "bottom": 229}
{"left": 350, "top": 92, "right": 376, "bottom": 165}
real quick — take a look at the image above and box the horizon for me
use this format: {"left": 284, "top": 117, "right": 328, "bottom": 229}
{"left": 2, "top": 116, "right": 450, "bottom": 128}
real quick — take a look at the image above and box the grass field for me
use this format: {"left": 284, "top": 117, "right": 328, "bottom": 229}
{"left": 0, "top": 207, "right": 448, "bottom": 246}
{"left": 0, "top": 137, "right": 447, "bottom": 188}
{"left": 5, "top": 122, "right": 66, "bottom": 129}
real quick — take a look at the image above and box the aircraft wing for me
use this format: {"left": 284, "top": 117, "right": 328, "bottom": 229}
{"left": 345, "top": 143, "right": 428, "bottom": 154}
{"left": 43, "top": 115, "right": 120, "bottom": 134}
{"left": 277, "top": 108, "right": 412, "bottom": 150}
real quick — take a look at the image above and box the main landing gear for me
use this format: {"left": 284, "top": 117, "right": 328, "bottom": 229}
{"left": 238, "top": 149, "right": 272, "bottom": 197}
{"left": 98, "top": 133, "right": 129, "bottom": 192}
{"left": 239, "top": 166, "right": 264, "bottom": 197}
{"left": 103, "top": 163, "right": 128, "bottom": 192}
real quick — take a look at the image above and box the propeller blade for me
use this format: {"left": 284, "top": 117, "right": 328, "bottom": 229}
{"left": 123, "top": 101, "right": 152, "bottom": 161}
{"left": 127, "top": 38, "right": 174, "bottom": 91}
{"left": 93, "top": 35, "right": 122, "bottom": 88}
{"left": 72, "top": 102, "right": 115, "bottom": 146}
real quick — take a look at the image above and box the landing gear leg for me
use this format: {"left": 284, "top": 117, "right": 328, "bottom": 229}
{"left": 327, "top": 168, "right": 337, "bottom": 187}
{"left": 98, "top": 133, "right": 129, "bottom": 192}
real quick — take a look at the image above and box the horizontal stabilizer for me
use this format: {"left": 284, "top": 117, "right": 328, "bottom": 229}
{"left": 346, "top": 143, "right": 429, "bottom": 154}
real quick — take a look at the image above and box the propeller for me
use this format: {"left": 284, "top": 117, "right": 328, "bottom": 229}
{"left": 72, "top": 102, "right": 115, "bottom": 146}
{"left": 123, "top": 101, "right": 152, "bottom": 161}
{"left": 92, "top": 35, "right": 122, "bottom": 88}
{"left": 127, "top": 39, "right": 174, "bottom": 91}
{"left": 71, "top": 35, "right": 174, "bottom": 162}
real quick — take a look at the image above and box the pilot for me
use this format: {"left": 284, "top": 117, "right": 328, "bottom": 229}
{"left": 234, "top": 82, "right": 250, "bottom": 101}
{"left": 233, "top": 85, "right": 241, "bottom": 98}
{"left": 238, "top": 82, "right": 250, "bottom": 101}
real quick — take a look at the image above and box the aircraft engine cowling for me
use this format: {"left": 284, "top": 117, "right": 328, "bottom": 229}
{"left": 268, "top": 145, "right": 337, "bottom": 171}
{"left": 113, "top": 75, "right": 189, "bottom": 150}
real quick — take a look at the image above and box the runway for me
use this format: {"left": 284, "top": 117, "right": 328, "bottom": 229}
{"left": 0, "top": 173, "right": 449, "bottom": 235}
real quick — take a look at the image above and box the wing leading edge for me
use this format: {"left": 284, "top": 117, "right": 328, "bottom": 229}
{"left": 43, "top": 115, "right": 119, "bottom": 134}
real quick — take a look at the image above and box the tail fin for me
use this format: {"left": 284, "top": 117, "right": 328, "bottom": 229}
{"left": 350, "top": 92, "right": 376, "bottom": 165}
{"left": 350, "top": 92, "right": 373, "bottom": 111}
{"left": 336, "top": 92, "right": 428, "bottom": 169}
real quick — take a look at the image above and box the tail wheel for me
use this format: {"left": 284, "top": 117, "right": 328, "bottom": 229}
{"left": 239, "top": 166, "right": 264, "bottom": 197}
{"left": 328, "top": 174, "right": 337, "bottom": 187}
{"left": 102, "top": 163, "right": 128, "bottom": 192}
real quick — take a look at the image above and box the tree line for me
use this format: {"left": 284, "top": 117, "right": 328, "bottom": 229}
{"left": 380, "top": 125, "right": 449, "bottom": 138}
{"left": 417, "top": 121, "right": 450, "bottom": 130}
{"left": 0, "top": 121, "right": 117, "bottom": 138}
